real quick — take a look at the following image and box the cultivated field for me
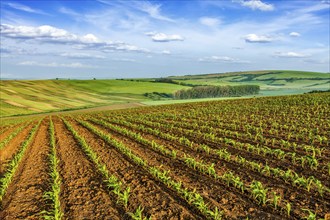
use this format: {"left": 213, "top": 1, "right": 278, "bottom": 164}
{"left": 0, "top": 92, "right": 329, "bottom": 219}
{"left": 1, "top": 70, "right": 329, "bottom": 117}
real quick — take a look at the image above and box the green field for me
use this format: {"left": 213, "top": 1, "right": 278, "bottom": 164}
{"left": 169, "top": 70, "right": 329, "bottom": 90}
{"left": 1, "top": 70, "right": 329, "bottom": 117}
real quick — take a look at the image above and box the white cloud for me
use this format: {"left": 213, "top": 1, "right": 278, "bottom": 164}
{"left": 59, "top": 7, "right": 81, "bottom": 17}
{"left": 1, "top": 24, "right": 79, "bottom": 42}
{"left": 60, "top": 53, "right": 106, "bottom": 59}
{"left": 145, "top": 32, "right": 184, "bottom": 42}
{"left": 238, "top": 0, "right": 274, "bottom": 11}
{"left": 134, "top": 1, "right": 174, "bottom": 22}
{"left": 274, "top": 51, "right": 309, "bottom": 58}
{"left": 18, "top": 61, "right": 97, "bottom": 68}
{"left": 111, "top": 58, "right": 136, "bottom": 62}
{"left": 289, "top": 32, "right": 301, "bottom": 37}
{"left": 0, "top": 24, "right": 149, "bottom": 53}
{"left": 161, "top": 50, "right": 171, "bottom": 55}
{"left": 81, "top": 34, "right": 100, "bottom": 43}
{"left": 244, "top": 34, "right": 274, "bottom": 43}
{"left": 5, "top": 2, "right": 48, "bottom": 15}
{"left": 199, "top": 56, "right": 250, "bottom": 63}
{"left": 199, "top": 17, "right": 221, "bottom": 27}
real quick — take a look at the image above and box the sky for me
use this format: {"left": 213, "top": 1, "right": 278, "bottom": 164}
{"left": 0, "top": 0, "right": 329, "bottom": 79}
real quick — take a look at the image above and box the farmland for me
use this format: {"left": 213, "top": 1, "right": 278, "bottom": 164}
{"left": 0, "top": 92, "right": 329, "bottom": 219}
{"left": 1, "top": 70, "right": 329, "bottom": 117}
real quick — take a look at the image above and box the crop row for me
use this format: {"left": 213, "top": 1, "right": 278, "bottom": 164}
{"left": 62, "top": 117, "right": 150, "bottom": 219}
{"left": 101, "top": 116, "right": 329, "bottom": 197}
{"left": 140, "top": 115, "right": 328, "bottom": 156}
{"left": 109, "top": 115, "right": 326, "bottom": 174}
{"left": 0, "top": 122, "right": 31, "bottom": 150}
{"left": 88, "top": 117, "right": 325, "bottom": 219}
{"left": 77, "top": 118, "right": 223, "bottom": 220}
{"left": 0, "top": 119, "right": 42, "bottom": 202}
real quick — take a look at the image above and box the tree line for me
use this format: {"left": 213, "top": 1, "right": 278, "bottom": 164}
{"left": 173, "top": 85, "right": 260, "bottom": 99}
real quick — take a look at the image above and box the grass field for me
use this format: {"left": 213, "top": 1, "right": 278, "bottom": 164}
{"left": 0, "top": 80, "right": 188, "bottom": 117}
{"left": 169, "top": 70, "right": 329, "bottom": 91}
{"left": 1, "top": 70, "right": 329, "bottom": 117}
{"left": 0, "top": 92, "right": 329, "bottom": 219}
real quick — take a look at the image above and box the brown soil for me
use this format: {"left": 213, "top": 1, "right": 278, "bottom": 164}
{"left": 107, "top": 119, "right": 330, "bottom": 218}
{"left": 89, "top": 119, "right": 282, "bottom": 220}
{"left": 132, "top": 118, "right": 329, "bottom": 185}
{"left": 52, "top": 116, "right": 122, "bottom": 219}
{"left": 104, "top": 115, "right": 330, "bottom": 217}
{"left": 0, "top": 123, "right": 23, "bottom": 142}
{"left": 68, "top": 118, "right": 201, "bottom": 220}
{"left": 0, "top": 119, "right": 49, "bottom": 219}
{"left": 0, "top": 123, "right": 35, "bottom": 175}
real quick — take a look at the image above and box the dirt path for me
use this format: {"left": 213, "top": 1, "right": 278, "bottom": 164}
{"left": 0, "top": 119, "right": 49, "bottom": 219}
{"left": 52, "top": 117, "right": 122, "bottom": 219}
{"left": 68, "top": 117, "right": 201, "bottom": 220}
{"left": 0, "top": 123, "right": 35, "bottom": 175}
{"left": 2, "top": 102, "right": 146, "bottom": 119}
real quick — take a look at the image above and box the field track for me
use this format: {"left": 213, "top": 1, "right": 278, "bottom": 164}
{"left": 0, "top": 92, "right": 329, "bottom": 219}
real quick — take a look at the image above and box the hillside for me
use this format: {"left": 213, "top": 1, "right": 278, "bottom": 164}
{"left": 168, "top": 70, "right": 330, "bottom": 96}
{"left": 0, "top": 80, "right": 187, "bottom": 117}
{"left": 0, "top": 70, "right": 329, "bottom": 117}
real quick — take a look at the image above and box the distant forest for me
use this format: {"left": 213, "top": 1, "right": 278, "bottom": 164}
{"left": 174, "top": 85, "right": 260, "bottom": 99}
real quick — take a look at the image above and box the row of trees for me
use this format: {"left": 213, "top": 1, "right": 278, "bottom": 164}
{"left": 173, "top": 85, "right": 260, "bottom": 99}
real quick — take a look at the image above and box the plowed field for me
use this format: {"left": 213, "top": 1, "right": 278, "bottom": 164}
{"left": 1, "top": 92, "right": 329, "bottom": 219}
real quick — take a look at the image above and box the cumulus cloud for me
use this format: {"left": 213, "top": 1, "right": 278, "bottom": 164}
{"left": 199, "top": 56, "right": 250, "bottom": 63}
{"left": 145, "top": 32, "right": 184, "bottom": 42}
{"left": 0, "top": 24, "right": 149, "bottom": 53}
{"left": 289, "top": 32, "right": 301, "bottom": 37}
{"left": 238, "top": 0, "right": 274, "bottom": 11}
{"left": 244, "top": 34, "right": 274, "bottom": 43}
{"left": 199, "top": 17, "right": 221, "bottom": 27}
{"left": 18, "top": 61, "right": 96, "bottom": 68}
{"left": 274, "top": 51, "right": 309, "bottom": 58}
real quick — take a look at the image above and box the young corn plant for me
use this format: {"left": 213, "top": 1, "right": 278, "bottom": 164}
{"left": 80, "top": 119, "right": 224, "bottom": 220}
{"left": 0, "top": 119, "right": 41, "bottom": 202}
{"left": 62, "top": 118, "right": 137, "bottom": 212}
{"left": 285, "top": 202, "right": 291, "bottom": 217}
{"left": 41, "top": 117, "right": 63, "bottom": 220}
{"left": 249, "top": 181, "right": 269, "bottom": 205}
{"left": 0, "top": 122, "right": 30, "bottom": 150}
{"left": 301, "top": 209, "right": 317, "bottom": 220}
{"left": 272, "top": 192, "right": 281, "bottom": 210}
{"left": 129, "top": 206, "right": 151, "bottom": 220}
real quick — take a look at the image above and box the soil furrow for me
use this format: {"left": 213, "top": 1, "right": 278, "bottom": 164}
{"left": 69, "top": 117, "right": 202, "bottom": 220}
{"left": 132, "top": 120, "right": 329, "bottom": 184}
{"left": 0, "top": 122, "right": 35, "bottom": 176}
{"left": 52, "top": 116, "right": 122, "bottom": 219}
{"left": 108, "top": 119, "right": 330, "bottom": 207}
{"left": 99, "top": 119, "right": 330, "bottom": 218}
{"left": 0, "top": 118, "right": 49, "bottom": 219}
{"left": 89, "top": 119, "right": 282, "bottom": 220}
{"left": 0, "top": 123, "right": 24, "bottom": 143}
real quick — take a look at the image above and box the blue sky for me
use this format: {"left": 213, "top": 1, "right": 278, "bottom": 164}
{"left": 0, "top": 0, "right": 329, "bottom": 79}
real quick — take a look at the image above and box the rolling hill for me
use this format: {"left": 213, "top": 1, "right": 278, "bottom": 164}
{"left": 0, "top": 70, "right": 329, "bottom": 117}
